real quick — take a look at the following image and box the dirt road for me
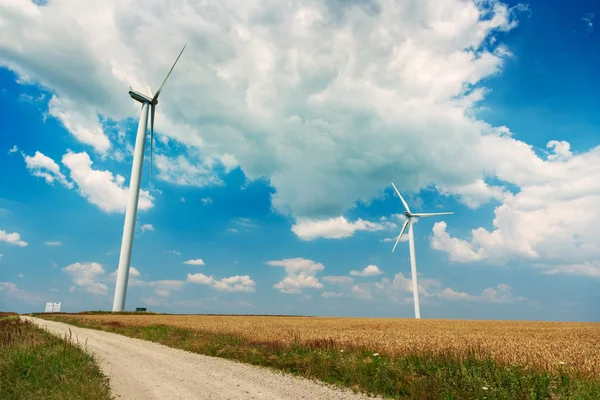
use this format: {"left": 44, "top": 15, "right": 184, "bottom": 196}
{"left": 26, "top": 317, "right": 366, "bottom": 400}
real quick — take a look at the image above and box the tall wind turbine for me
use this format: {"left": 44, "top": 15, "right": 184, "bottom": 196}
{"left": 390, "top": 182, "right": 453, "bottom": 319}
{"left": 112, "top": 45, "right": 186, "bottom": 312}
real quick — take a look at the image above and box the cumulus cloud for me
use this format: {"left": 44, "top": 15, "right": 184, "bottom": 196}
{"left": 108, "top": 266, "right": 141, "bottom": 279}
{"left": 369, "top": 272, "right": 525, "bottom": 306}
{"left": 351, "top": 285, "right": 373, "bottom": 300}
{"left": 149, "top": 280, "right": 185, "bottom": 297}
{"left": 0, "top": 230, "right": 28, "bottom": 247}
{"left": 187, "top": 273, "right": 256, "bottom": 292}
{"left": 438, "top": 284, "right": 525, "bottom": 303}
{"left": 48, "top": 96, "right": 111, "bottom": 154}
{"left": 322, "top": 276, "right": 354, "bottom": 286}
{"left": 62, "top": 262, "right": 108, "bottom": 295}
{"left": 350, "top": 265, "right": 383, "bottom": 277}
{"left": 5, "top": 0, "right": 598, "bottom": 274}
{"left": 21, "top": 150, "right": 154, "bottom": 214}
{"left": 431, "top": 140, "right": 600, "bottom": 272}
{"left": 267, "top": 258, "right": 324, "bottom": 294}
{"left": 140, "top": 224, "right": 154, "bottom": 233}
{"left": 62, "top": 151, "right": 154, "bottom": 213}
{"left": 0, "top": 281, "right": 41, "bottom": 303}
{"left": 431, "top": 221, "right": 485, "bottom": 263}
{"left": 322, "top": 291, "right": 344, "bottom": 298}
{"left": 0, "top": 0, "right": 526, "bottom": 222}
{"left": 200, "top": 197, "right": 212, "bottom": 205}
{"left": 437, "top": 179, "right": 508, "bottom": 209}
{"left": 184, "top": 259, "right": 205, "bottom": 266}
{"left": 23, "top": 151, "right": 73, "bottom": 188}
{"left": 292, "top": 217, "right": 396, "bottom": 240}
{"left": 543, "top": 262, "right": 600, "bottom": 278}
{"left": 154, "top": 154, "right": 222, "bottom": 187}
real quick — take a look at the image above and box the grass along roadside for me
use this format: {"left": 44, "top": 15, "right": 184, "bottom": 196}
{"left": 0, "top": 316, "right": 111, "bottom": 400}
{"left": 37, "top": 315, "right": 600, "bottom": 399}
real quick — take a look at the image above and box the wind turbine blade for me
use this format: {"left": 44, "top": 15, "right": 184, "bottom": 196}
{"left": 152, "top": 44, "right": 186, "bottom": 103}
{"left": 411, "top": 212, "right": 454, "bottom": 218}
{"left": 392, "top": 219, "right": 410, "bottom": 252}
{"left": 150, "top": 104, "right": 155, "bottom": 180}
{"left": 391, "top": 182, "right": 411, "bottom": 214}
{"left": 143, "top": 81, "right": 153, "bottom": 98}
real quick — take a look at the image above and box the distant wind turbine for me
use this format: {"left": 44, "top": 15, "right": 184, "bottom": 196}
{"left": 390, "top": 182, "right": 453, "bottom": 319}
{"left": 112, "top": 45, "right": 186, "bottom": 312}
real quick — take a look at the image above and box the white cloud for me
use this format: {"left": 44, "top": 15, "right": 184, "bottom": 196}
{"left": 0, "top": 230, "right": 28, "bottom": 247}
{"left": 21, "top": 150, "right": 155, "bottom": 215}
{"left": 370, "top": 273, "right": 525, "bottom": 307}
{"left": 437, "top": 179, "right": 508, "bottom": 209}
{"left": 23, "top": 151, "right": 73, "bottom": 188}
{"left": 543, "top": 262, "right": 600, "bottom": 278}
{"left": 187, "top": 273, "right": 256, "bottom": 292}
{"left": 140, "top": 224, "right": 154, "bottom": 233}
{"left": 108, "top": 266, "right": 141, "bottom": 279}
{"left": 9, "top": 145, "right": 18, "bottom": 153}
{"left": 184, "top": 259, "right": 205, "bottom": 266}
{"left": 154, "top": 154, "right": 222, "bottom": 187}
{"left": 292, "top": 217, "right": 396, "bottom": 240}
{"left": 231, "top": 217, "right": 257, "bottom": 229}
{"left": 0, "top": 281, "right": 40, "bottom": 303}
{"left": 45, "top": 241, "right": 62, "bottom": 246}
{"left": 62, "top": 151, "right": 154, "bottom": 213}
{"left": 8, "top": 0, "right": 599, "bottom": 277}
{"left": 431, "top": 139, "right": 600, "bottom": 271}
{"left": 267, "top": 258, "right": 324, "bottom": 294}
{"left": 546, "top": 140, "right": 572, "bottom": 162}
{"left": 351, "top": 285, "right": 373, "bottom": 300}
{"left": 212, "top": 275, "right": 256, "bottom": 292}
{"left": 582, "top": 13, "right": 594, "bottom": 32}
{"left": 51, "top": 288, "right": 60, "bottom": 292}
{"left": 48, "top": 96, "right": 111, "bottom": 154}
{"left": 438, "top": 284, "right": 525, "bottom": 303}
{"left": 16, "top": 273, "right": 24, "bottom": 278}
{"left": 200, "top": 197, "right": 212, "bottom": 205}
{"left": 322, "top": 291, "right": 344, "bottom": 298}
{"left": 149, "top": 280, "right": 185, "bottom": 297}
{"left": 431, "top": 221, "right": 485, "bottom": 263}
{"left": 350, "top": 265, "right": 383, "bottom": 277}
{"left": 322, "top": 276, "right": 354, "bottom": 286}
{"left": 62, "top": 262, "right": 108, "bottom": 295}
{"left": 0, "top": 0, "right": 525, "bottom": 222}
{"left": 167, "top": 250, "right": 181, "bottom": 255}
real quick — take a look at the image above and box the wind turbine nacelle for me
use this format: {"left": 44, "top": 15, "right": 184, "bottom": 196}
{"left": 129, "top": 90, "right": 153, "bottom": 104}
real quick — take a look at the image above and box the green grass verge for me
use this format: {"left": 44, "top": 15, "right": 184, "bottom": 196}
{"left": 0, "top": 316, "right": 111, "bottom": 400}
{"left": 38, "top": 315, "right": 600, "bottom": 400}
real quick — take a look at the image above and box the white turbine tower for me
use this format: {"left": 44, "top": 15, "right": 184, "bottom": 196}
{"left": 390, "top": 182, "right": 453, "bottom": 319}
{"left": 112, "top": 45, "right": 186, "bottom": 312}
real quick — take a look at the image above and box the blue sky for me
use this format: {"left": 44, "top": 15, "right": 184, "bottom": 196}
{"left": 1, "top": 0, "right": 599, "bottom": 321}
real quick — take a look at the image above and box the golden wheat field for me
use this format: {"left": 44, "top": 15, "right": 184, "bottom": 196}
{"left": 69, "top": 314, "right": 600, "bottom": 377}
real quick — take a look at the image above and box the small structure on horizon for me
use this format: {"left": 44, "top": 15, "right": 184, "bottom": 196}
{"left": 135, "top": 307, "right": 147, "bottom": 312}
{"left": 44, "top": 302, "right": 61, "bottom": 312}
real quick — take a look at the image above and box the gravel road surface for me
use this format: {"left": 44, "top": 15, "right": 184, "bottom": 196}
{"left": 25, "top": 317, "right": 367, "bottom": 400}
